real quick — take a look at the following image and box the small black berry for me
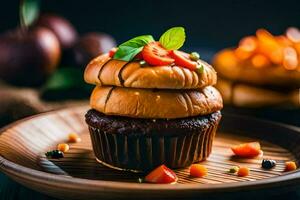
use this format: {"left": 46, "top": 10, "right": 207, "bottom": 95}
{"left": 262, "top": 159, "right": 276, "bottom": 169}
{"left": 52, "top": 150, "right": 64, "bottom": 158}
{"left": 45, "top": 150, "right": 64, "bottom": 159}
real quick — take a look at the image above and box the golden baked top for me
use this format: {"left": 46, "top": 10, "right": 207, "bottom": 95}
{"left": 84, "top": 54, "right": 217, "bottom": 89}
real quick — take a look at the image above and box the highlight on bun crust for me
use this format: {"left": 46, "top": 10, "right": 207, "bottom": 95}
{"left": 90, "top": 86, "right": 223, "bottom": 119}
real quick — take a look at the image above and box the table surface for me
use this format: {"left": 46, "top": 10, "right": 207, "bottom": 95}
{"left": 0, "top": 96, "right": 299, "bottom": 199}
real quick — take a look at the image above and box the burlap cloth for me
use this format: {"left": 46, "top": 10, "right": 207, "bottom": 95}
{"left": 0, "top": 82, "right": 88, "bottom": 127}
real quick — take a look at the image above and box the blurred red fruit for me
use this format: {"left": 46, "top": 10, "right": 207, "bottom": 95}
{"left": 36, "top": 14, "right": 78, "bottom": 49}
{"left": 0, "top": 27, "right": 61, "bottom": 86}
{"left": 71, "top": 32, "right": 116, "bottom": 67}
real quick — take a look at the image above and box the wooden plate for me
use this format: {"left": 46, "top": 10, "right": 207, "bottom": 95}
{"left": 1, "top": 106, "right": 300, "bottom": 200}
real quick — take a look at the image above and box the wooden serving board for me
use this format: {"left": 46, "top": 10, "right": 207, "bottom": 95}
{"left": 0, "top": 106, "right": 300, "bottom": 200}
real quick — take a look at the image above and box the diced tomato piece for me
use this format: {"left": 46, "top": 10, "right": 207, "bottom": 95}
{"left": 142, "top": 42, "right": 174, "bottom": 66}
{"left": 285, "top": 161, "right": 297, "bottom": 171}
{"left": 145, "top": 165, "right": 178, "bottom": 184}
{"left": 237, "top": 167, "right": 250, "bottom": 177}
{"left": 170, "top": 50, "right": 197, "bottom": 70}
{"left": 109, "top": 47, "right": 118, "bottom": 57}
{"left": 231, "top": 142, "right": 261, "bottom": 158}
{"left": 190, "top": 164, "right": 207, "bottom": 177}
{"left": 68, "top": 133, "right": 81, "bottom": 143}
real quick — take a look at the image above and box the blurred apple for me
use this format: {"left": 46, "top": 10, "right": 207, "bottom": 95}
{"left": 0, "top": 27, "right": 61, "bottom": 86}
{"left": 36, "top": 14, "right": 78, "bottom": 49}
{"left": 70, "top": 32, "right": 116, "bottom": 68}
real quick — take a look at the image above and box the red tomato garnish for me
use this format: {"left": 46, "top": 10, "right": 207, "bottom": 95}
{"left": 142, "top": 42, "right": 174, "bottom": 66}
{"left": 231, "top": 142, "right": 261, "bottom": 158}
{"left": 135, "top": 52, "right": 143, "bottom": 60}
{"left": 109, "top": 47, "right": 118, "bottom": 57}
{"left": 170, "top": 50, "right": 197, "bottom": 70}
{"left": 190, "top": 164, "right": 207, "bottom": 177}
{"left": 145, "top": 165, "right": 178, "bottom": 184}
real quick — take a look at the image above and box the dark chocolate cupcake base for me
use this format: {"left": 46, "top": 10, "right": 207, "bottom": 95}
{"left": 86, "top": 109, "right": 221, "bottom": 172}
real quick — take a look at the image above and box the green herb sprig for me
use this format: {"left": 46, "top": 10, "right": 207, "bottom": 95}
{"left": 159, "top": 27, "right": 185, "bottom": 50}
{"left": 113, "top": 27, "right": 186, "bottom": 62}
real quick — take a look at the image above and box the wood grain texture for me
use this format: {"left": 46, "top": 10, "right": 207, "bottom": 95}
{"left": 0, "top": 106, "right": 300, "bottom": 200}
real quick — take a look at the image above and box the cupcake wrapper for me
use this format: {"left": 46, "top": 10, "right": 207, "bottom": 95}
{"left": 88, "top": 115, "right": 221, "bottom": 172}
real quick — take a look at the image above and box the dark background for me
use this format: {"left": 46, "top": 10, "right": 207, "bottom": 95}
{"left": 1, "top": 0, "right": 300, "bottom": 50}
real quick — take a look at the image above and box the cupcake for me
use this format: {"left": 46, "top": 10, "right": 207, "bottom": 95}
{"left": 213, "top": 28, "right": 300, "bottom": 108}
{"left": 84, "top": 27, "right": 223, "bottom": 172}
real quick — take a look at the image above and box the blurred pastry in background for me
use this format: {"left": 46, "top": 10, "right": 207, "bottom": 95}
{"left": 213, "top": 28, "right": 300, "bottom": 108}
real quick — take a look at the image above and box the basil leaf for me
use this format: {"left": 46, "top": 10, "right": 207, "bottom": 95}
{"left": 159, "top": 27, "right": 186, "bottom": 50}
{"left": 113, "top": 46, "right": 143, "bottom": 61}
{"left": 113, "top": 35, "right": 154, "bottom": 61}
{"left": 20, "top": 0, "right": 40, "bottom": 28}
{"left": 41, "top": 68, "right": 92, "bottom": 100}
